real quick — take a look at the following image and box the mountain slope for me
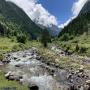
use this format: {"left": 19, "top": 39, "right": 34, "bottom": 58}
{"left": 79, "top": 0, "right": 90, "bottom": 15}
{"left": 55, "top": 10, "right": 90, "bottom": 56}
{"left": 0, "top": 0, "right": 43, "bottom": 39}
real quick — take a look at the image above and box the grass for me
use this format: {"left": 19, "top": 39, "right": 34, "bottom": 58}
{"left": 0, "top": 37, "right": 42, "bottom": 56}
{"left": 0, "top": 72, "right": 28, "bottom": 90}
{"left": 53, "top": 33, "right": 90, "bottom": 57}
{"left": 37, "top": 45, "right": 83, "bottom": 70}
{"left": 0, "top": 37, "right": 42, "bottom": 90}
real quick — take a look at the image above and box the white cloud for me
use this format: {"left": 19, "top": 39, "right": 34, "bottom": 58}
{"left": 59, "top": 17, "right": 75, "bottom": 28}
{"left": 72, "top": 0, "right": 88, "bottom": 17}
{"left": 59, "top": 0, "right": 88, "bottom": 28}
{"left": 6, "top": 0, "right": 58, "bottom": 27}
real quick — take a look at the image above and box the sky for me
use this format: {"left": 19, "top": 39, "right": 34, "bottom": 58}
{"left": 6, "top": 0, "right": 88, "bottom": 28}
{"left": 38, "top": 0, "right": 76, "bottom": 24}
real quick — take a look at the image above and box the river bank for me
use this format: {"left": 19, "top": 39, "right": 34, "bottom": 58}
{"left": 0, "top": 47, "right": 90, "bottom": 90}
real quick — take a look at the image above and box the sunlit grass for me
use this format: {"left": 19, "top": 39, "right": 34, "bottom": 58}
{"left": 0, "top": 72, "right": 28, "bottom": 90}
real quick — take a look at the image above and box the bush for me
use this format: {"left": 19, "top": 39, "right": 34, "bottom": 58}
{"left": 0, "top": 54, "right": 3, "bottom": 61}
{"left": 79, "top": 47, "right": 87, "bottom": 53}
{"left": 12, "top": 45, "right": 21, "bottom": 52}
{"left": 75, "top": 44, "right": 79, "bottom": 52}
{"left": 17, "top": 34, "right": 27, "bottom": 44}
{"left": 60, "top": 34, "right": 69, "bottom": 41}
{"left": 65, "top": 46, "right": 70, "bottom": 52}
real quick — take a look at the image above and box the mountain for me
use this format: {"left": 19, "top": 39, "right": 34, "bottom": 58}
{"left": 56, "top": 1, "right": 90, "bottom": 56}
{"left": 0, "top": 0, "right": 43, "bottom": 39}
{"left": 79, "top": 0, "right": 90, "bottom": 15}
{"left": 37, "top": 24, "right": 61, "bottom": 37}
{"left": 48, "top": 25, "right": 61, "bottom": 37}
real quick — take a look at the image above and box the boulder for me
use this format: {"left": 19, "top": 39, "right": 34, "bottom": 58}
{"left": 2, "top": 59, "right": 10, "bottom": 63}
{"left": 79, "top": 65, "right": 84, "bottom": 72}
{"left": 19, "top": 79, "right": 24, "bottom": 84}
{"left": 14, "top": 57, "right": 17, "bottom": 60}
{"left": 84, "top": 80, "right": 90, "bottom": 90}
{"left": 5, "top": 71, "right": 12, "bottom": 78}
{"left": 85, "top": 80, "right": 90, "bottom": 84}
{"left": 28, "top": 84, "right": 39, "bottom": 90}
{"left": 15, "top": 64, "right": 21, "bottom": 67}
{"left": 8, "top": 75, "right": 15, "bottom": 81}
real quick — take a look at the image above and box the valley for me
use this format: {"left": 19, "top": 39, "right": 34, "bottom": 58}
{"left": 0, "top": 0, "right": 90, "bottom": 90}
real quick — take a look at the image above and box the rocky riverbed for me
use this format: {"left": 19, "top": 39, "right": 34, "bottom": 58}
{"left": 0, "top": 47, "right": 90, "bottom": 90}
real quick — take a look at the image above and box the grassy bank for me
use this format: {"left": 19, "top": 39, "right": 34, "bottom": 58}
{"left": 0, "top": 72, "right": 28, "bottom": 90}
{"left": 0, "top": 37, "right": 42, "bottom": 90}
{"left": 53, "top": 33, "right": 90, "bottom": 57}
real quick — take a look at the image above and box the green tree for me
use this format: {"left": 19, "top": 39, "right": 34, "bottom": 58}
{"left": 75, "top": 44, "right": 79, "bottom": 52}
{"left": 17, "top": 33, "right": 27, "bottom": 44}
{"left": 41, "top": 29, "right": 51, "bottom": 47}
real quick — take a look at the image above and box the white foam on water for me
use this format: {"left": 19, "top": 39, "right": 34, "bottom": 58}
{"left": 28, "top": 75, "right": 60, "bottom": 90}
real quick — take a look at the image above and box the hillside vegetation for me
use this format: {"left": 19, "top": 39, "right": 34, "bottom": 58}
{"left": 55, "top": 13, "right": 90, "bottom": 56}
{"left": 0, "top": 0, "right": 44, "bottom": 39}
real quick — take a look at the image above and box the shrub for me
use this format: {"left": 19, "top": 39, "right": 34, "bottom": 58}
{"left": 0, "top": 54, "right": 3, "bottom": 61}
{"left": 79, "top": 47, "right": 87, "bottom": 53}
{"left": 75, "top": 44, "right": 79, "bottom": 52}
{"left": 12, "top": 45, "right": 21, "bottom": 52}
{"left": 17, "top": 34, "right": 27, "bottom": 44}
{"left": 60, "top": 34, "right": 69, "bottom": 41}
{"left": 65, "top": 46, "right": 70, "bottom": 52}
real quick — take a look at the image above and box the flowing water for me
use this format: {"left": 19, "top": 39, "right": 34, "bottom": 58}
{"left": 1, "top": 48, "right": 70, "bottom": 90}
{"left": 1, "top": 47, "right": 90, "bottom": 90}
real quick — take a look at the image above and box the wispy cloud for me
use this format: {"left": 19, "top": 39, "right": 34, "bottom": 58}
{"left": 72, "top": 0, "right": 88, "bottom": 17}
{"left": 59, "top": 17, "right": 74, "bottom": 28}
{"left": 59, "top": 0, "right": 88, "bottom": 28}
{"left": 6, "top": 0, "right": 58, "bottom": 27}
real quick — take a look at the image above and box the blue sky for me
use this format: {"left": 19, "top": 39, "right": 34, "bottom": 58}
{"left": 38, "top": 0, "right": 76, "bottom": 24}
{"left": 7, "top": 0, "right": 87, "bottom": 27}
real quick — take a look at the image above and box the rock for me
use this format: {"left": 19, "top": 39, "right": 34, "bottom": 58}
{"left": 5, "top": 71, "right": 12, "bottom": 78}
{"left": 16, "top": 59, "right": 21, "bottom": 61}
{"left": 7, "top": 54, "right": 11, "bottom": 57}
{"left": 23, "top": 55, "right": 26, "bottom": 57}
{"left": 15, "top": 64, "right": 21, "bottom": 67}
{"left": 85, "top": 80, "right": 90, "bottom": 84}
{"left": 36, "top": 56, "right": 41, "bottom": 60}
{"left": 19, "top": 76, "right": 23, "bottom": 79}
{"left": 15, "top": 76, "right": 23, "bottom": 81}
{"left": 8, "top": 75, "right": 15, "bottom": 81}
{"left": 77, "top": 72, "right": 82, "bottom": 78}
{"left": 55, "top": 64, "right": 59, "bottom": 68}
{"left": 84, "top": 80, "right": 90, "bottom": 90}
{"left": 79, "top": 65, "right": 84, "bottom": 72}
{"left": 0, "top": 61, "right": 3, "bottom": 66}
{"left": 70, "top": 85, "right": 77, "bottom": 90}
{"left": 15, "top": 76, "right": 20, "bottom": 81}
{"left": 70, "top": 79, "right": 74, "bottom": 83}
{"left": 28, "top": 84, "right": 39, "bottom": 90}
{"left": 67, "top": 74, "right": 72, "bottom": 79}
{"left": 14, "top": 57, "right": 17, "bottom": 60}
{"left": 46, "top": 62, "right": 50, "bottom": 66}
{"left": 19, "top": 79, "right": 24, "bottom": 84}
{"left": 5, "top": 71, "right": 19, "bottom": 81}
{"left": 2, "top": 59, "right": 10, "bottom": 63}
{"left": 84, "top": 85, "right": 90, "bottom": 90}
